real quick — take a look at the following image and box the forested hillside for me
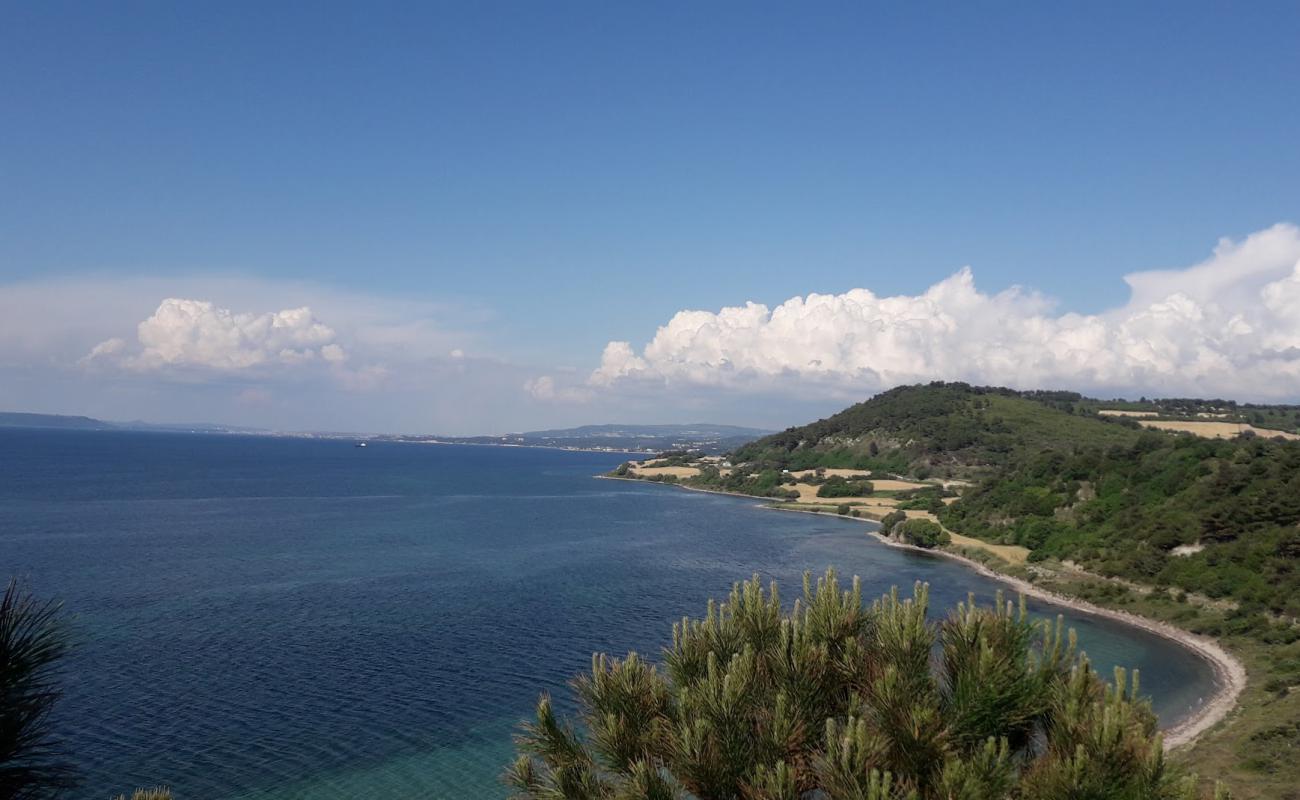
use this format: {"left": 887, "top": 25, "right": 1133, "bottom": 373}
{"left": 942, "top": 433, "right": 1300, "bottom": 617}
{"left": 733, "top": 383, "right": 1141, "bottom": 475}
{"left": 732, "top": 383, "right": 1300, "bottom": 616}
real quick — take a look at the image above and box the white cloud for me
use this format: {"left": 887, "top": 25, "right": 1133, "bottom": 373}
{"left": 0, "top": 274, "right": 485, "bottom": 372}
{"left": 86, "top": 298, "right": 342, "bottom": 371}
{"left": 321, "top": 343, "right": 348, "bottom": 363}
{"left": 0, "top": 273, "right": 622, "bottom": 433}
{"left": 589, "top": 223, "right": 1300, "bottom": 400}
{"left": 525, "top": 374, "right": 592, "bottom": 403}
{"left": 80, "top": 337, "right": 126, "bottom": 364}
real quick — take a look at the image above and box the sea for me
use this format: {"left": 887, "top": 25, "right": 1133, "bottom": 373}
{"left": 0, "top": 429, "right": 1217, "bottom": 799}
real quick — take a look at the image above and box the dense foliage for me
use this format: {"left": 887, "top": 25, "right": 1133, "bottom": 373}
{"left": 942, "top": 433, "right": 1300, "bottom": 617}
{"left": 508, "top": 572, "right": 1225, "bottom": 800}
{"left": 704, "top": 383, "right": 1300, "bottom": 618}
{"left": 878, "top": 511, "right": 907, "bottom": 536}
{"left": 732, "top": 383, "right": 1141, "bottom": 474}
{"left": 817, "top": 477, "right": 874, "bottom": 498}
{"left": 894, "top": 519, "right": 949, "bottom": 549}
{"left": 686, "top": 466, "right": 801, "bottom": 500}
{"left": 0, "top": 579, "right": 78, "bottom": 800}
{"left": 111, "top": 790, "right": 172, "bottom": 800}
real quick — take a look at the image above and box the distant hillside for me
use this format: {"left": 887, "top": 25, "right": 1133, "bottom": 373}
{"left": 0, "top": 412, "right": 273, "bottom": 435}
{"left": 733, "top": 383, "right": 1140, "bottom": 476}
{"left": 942, "top": 432, "right": 1300, "bottom": 616}
{"left": 408, "top": 423, "right": 772, "bottom": 454}
{"left": 612, "top": 382, "right": 1300, "bottom": 618}
{"left": 0, "top": 411, "right": 115, "bottom": 430}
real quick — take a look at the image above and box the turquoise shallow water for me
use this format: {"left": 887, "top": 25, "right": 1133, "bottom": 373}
{"left": 0, "top": 429, "right": 1216, "bottom": 799}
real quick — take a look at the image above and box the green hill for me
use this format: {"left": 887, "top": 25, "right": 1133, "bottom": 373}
{"left": 943, "top": 425, "right": 1300, "bottom": 618}
{"left": 733, "top": 382, "right": 1141, "bottom": 476}
{"left": 615, "top": 383, "right": 1300, "bottom": 797}
{"left": 727, "top": 383, "right": 1300, "bottom": 615}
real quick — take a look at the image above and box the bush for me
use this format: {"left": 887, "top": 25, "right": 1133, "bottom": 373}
{"left": 0, "top": 579, "right": 77, "bottom": 797}
{"left": 837, "top": 503, "right": 851, "bottom": 515}
{"left": 879, "top": 510, "right": 907, "bottom": 535}
{"left": 896, "top": 518, "right": 950, "bottom": 549}
{"left": 817, "top": 476, "right": 874, "bottom": 498}
{"left": 507, "top": 572, "right": 1225, "bottom": 799}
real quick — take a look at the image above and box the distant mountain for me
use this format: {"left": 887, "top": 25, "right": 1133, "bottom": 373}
{"left": 118, "top": 420, "right": 271, "bottom": 435}
{"left": 0, "top": 411, "right": 116, "bottom": 430}
{"left": 0, "top": 411, "right": 269, "bottom": 435}
{"left": 401, "top": 423, "right": 773, "bottom": 454}
{"left": 0, "top": 412, "right": 769, "bottom": 453}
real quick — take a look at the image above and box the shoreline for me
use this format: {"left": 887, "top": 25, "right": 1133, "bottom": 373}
{"left": 602, "top": 474, "right": 1246, "bottom": 751}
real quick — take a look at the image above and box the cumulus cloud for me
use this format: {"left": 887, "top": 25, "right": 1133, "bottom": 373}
{"left": 525, "top": 374, "right": 593, "bottom": 403}
{"left": 0, "top": 273, "right": 596, "bottom": 433}
{"left": 589, "top": 223, "right": 1300, "bottom": 400}
{"left": 85, "top": 298, "right": 343, "bottom": 371}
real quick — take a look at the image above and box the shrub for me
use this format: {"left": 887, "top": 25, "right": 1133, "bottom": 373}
{"left": 0, "top": 579, "right": 78, "bottom": 798}
{"left": 113, "top": 790, "right": 173, "bottom": 800}
{"left": 507, "top": 572, "right": 1226, "bottom": 799}
{"left": 879, "top": 510, "right": 907, "bottom": 535}
{"left": 817, "top": 476, "right": 874, "bottom": 498}
{"left": 896, "top": 519, "right": 950, "bottom": 549}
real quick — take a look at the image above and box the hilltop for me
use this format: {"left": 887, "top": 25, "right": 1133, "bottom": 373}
{"left": 732, "top": 383, "right": 1143, "bottom": 476}
{"left": 617, "top": 382, "right": 1300, "bottom": 616}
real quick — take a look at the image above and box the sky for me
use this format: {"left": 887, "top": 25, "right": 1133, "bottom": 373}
{"left": 3, "top": 1, "right": 1300, "bottom": 434}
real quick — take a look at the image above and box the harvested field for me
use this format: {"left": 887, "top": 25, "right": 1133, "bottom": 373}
{"left": 1137, "top": 420, "right": 1300, "bottom": 441}
{"left": 630, "top": 464, "right": 702, "bottom": 478}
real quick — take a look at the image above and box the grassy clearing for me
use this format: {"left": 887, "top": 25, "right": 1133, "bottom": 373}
{"left": 944, "top": 527, "right": 1031, "bottom": 564}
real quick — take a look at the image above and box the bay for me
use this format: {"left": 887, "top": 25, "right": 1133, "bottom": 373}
{"left": 0, "top": 429, "right": 1216, "bottom": 799}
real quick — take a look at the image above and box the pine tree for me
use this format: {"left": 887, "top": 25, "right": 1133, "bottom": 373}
{"left": 0, "top": 579, "right": 78, "bottom": 800}
{"left": 506, "top": 571, "right": 1228, "bottom": 800}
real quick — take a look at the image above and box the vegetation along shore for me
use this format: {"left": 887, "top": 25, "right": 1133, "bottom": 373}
{"left": 606, "top": 383, "right": 1300, "bottom": 799}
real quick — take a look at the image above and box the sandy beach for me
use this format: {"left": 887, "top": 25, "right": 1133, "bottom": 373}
{"left": 862, "top": 522, "right": 1243, "bottom": 749}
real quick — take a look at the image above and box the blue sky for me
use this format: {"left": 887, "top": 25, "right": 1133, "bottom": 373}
{"left": 3, "top": 2, "right": 1300, "bottom": 433}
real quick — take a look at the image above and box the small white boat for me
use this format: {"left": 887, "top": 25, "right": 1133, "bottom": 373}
{"left": 355, "top": 441, "right": 368, "bottom": 448}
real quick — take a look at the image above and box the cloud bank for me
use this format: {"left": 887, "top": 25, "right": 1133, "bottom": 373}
{"left": 86, "top": 299, "right": 344, "bottom": 371}
{"left": 0, "top": 275, "right": 543, "bottom": 434}
{"left": 586, "top": 223, "right": 1300, "bottom": 401}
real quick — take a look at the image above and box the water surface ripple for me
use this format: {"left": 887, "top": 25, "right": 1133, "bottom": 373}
{"left": 0, "top": 430, "right": 1215, "bottom": 799}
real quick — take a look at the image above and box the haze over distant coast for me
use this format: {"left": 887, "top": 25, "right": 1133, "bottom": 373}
{"left": 0, "top": 412, "right": 770, "bottom": 454}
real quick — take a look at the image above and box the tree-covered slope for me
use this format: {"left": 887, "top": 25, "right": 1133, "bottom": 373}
{"left": 725, "top": 382, "right": 1300, "bottom": 616}
{"left": 733, "top": 382, "right": 1141, "bottom": 475}
{"left": 942, "top": 432, "right": 1300, "bottom": 617}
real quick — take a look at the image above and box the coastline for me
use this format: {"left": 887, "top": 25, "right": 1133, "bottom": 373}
{"left": 602, "top": 474, "right": 1246, "bottom": 751}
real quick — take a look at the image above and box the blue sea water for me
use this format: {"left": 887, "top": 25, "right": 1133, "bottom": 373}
{"left": 0, "top": 429, "right": 1216, "bottom": 799}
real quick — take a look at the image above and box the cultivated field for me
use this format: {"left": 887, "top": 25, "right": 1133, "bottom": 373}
{"left": 630, "top": 464, "right": 702, "bottom": 478}
{"left": 1137, "top": 420, "right": 1300, "bottom": 441}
